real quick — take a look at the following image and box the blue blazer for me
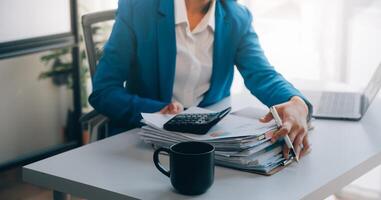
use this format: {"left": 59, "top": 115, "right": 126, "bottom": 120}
{"left": 89, "top": 0, "right": 311, "bottom": 133}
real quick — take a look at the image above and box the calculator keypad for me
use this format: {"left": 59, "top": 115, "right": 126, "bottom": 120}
{"left": 163, "top": 107, "right": 231, "bottom": 135}
{"left": 166, "top": 113, "right": 217, "bottom": 125}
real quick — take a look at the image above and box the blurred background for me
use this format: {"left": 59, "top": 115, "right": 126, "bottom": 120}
{"left": 0, "top": 0, "right": 380, "bottom": 199}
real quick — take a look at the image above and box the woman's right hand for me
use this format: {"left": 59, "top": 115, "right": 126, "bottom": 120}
{"left": 159, "top": 101, "right": 184, "bottom": 115}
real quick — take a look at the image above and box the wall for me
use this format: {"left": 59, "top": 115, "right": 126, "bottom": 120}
{"left": 0, "top": 53, "right": 71, "bottom": 164}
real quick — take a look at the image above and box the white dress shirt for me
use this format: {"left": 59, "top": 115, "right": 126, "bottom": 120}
{"left": 172, "top": 0, "right": 216, "bottom": 108}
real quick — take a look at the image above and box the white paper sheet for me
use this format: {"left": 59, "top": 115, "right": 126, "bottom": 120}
{"left": 141, "top": 107, "right": 276, "bottom": 141}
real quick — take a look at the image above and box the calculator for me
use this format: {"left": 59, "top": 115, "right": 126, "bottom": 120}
{"left": 163, "top": 107, "right": 232, "bottom": 135}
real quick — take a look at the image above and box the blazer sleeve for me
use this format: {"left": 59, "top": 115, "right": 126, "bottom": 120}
{"left": 234, "top": 8, "right": 313, "bottom": 118}
{"left": 89, "top": 0, "right": 167, "bottom": 126}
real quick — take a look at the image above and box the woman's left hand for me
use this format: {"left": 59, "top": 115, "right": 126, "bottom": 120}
{"left": 159, "top": 101, "right": 184, "bottom": 115}
{"left": 260, "top": 96, "right": 311, "bottom": 160}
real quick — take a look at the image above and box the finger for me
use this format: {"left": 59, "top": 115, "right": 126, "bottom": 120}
{"left": 159, "top": 106, "right": 169, "bottom": 114}
{"left": 170, "top": 104, "right": 181, "bottom": 114}
{"left": 260, "top": 112, "right": 273, "bottom": 123}
{"left": 272, "top": 122, "right": 292, "bottom": 142}
{"left": 265, "top": 130, "right": 275, "bottom": 139}
{"left": 168, "top": 103, "right": 175, "bottom": 113}
{"left": 294, "top": 125, "right": 307, "bottom": 145}
{"left": 295, "top": 125, "right": 307, "bottom": 158}
{"left": 162, "top": 110, "right": 171, "bottom": 115}
{"left": 271, "top": 128, "right": 287, "bottom": 143}
{"left": 286, "top": 120, "right": 304, "bottom": 144}
{"left": 283, "top": 145, "right": 290, "bottom": 159}
{"left": 300, "top": 136, "right": 311, "bottom": 158}
{"left": 175, "top": 103, "right": 183, "bottom": 114}
{"left": 175, "top": 102, "right": 184, "bottom": 113}
{"left": 172, "top": 104, "right": 178, "bottom": 114}
{"left": 293, "top": 132, "right": 306, "bottom": 159}
{"left": 300, "top": 147, "right": 312, "bottom": 158}
{"left": 288, "top": 126, "right": 299, "bottom": 143}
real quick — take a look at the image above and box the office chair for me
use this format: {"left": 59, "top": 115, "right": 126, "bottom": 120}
{"left": 80, "top": 9, "right": 116, "bottom": 143}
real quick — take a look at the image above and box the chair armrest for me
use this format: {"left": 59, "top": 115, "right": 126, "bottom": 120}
{"left": 80, "top": 110, "right": 110, "bottom": 142}
{"left": 80, "top": 110, "right": 102, "bottom": 123}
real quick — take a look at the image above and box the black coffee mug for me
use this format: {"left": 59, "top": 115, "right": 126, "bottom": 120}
{"left": 153, "top": 141, "right": 215, "bottom": 195}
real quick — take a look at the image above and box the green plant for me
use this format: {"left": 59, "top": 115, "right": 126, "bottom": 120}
{"left": 40, "top": 46, "right": 89, "bottom": 108}
{"left": 39, "top": 25, "right": 108, "bottom": 108}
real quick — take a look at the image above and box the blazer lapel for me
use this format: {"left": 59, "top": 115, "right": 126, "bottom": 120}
{"left": 157, "top": 0, "right": 177, "bottom": 102}
{"left": 202, "top": 1, "right": 230, "bottom": 105}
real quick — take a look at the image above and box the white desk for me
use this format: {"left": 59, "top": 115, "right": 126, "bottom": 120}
{"left": 23, "top": 94, "right": 381, "bottom": 200}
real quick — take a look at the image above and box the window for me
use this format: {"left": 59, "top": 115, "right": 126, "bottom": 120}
{"left": 233, "top": 0, "right": 381, "bottom": 94}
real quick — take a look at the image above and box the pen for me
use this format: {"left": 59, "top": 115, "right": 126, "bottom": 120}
{"left": 269, "top": 106, "right": 299, "bottom": 163}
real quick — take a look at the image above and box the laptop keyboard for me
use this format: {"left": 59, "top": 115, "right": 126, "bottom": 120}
{"left": 317, "top": 92, "right": 357, "bottom": 115}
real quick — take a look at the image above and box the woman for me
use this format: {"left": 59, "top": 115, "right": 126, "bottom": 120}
{"left": 89, "top": 0, "right": 313, "bottom": 159}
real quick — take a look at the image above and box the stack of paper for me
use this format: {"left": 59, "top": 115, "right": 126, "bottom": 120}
{"left": 138, "top": 107, "right": 292, "bottom": 175}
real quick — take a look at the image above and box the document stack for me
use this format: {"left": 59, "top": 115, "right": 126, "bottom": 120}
{"left": 138, "top": 107, "right": 295, "bottom": 175}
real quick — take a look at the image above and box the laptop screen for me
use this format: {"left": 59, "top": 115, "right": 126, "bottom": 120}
{"left": 362, "top": 63, "right": 381, "bottom": 114}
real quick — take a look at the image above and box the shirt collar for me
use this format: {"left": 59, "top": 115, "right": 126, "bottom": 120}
{"left": 175, "top": 0, "right": 216, "bottom": 32}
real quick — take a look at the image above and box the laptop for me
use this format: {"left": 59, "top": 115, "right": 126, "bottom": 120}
{"left": 303, "top": 63, "right": 381, "bottom": 121}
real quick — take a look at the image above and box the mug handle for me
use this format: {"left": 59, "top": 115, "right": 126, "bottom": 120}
{"left": 153, "top": 148, "right": 170, "bottom": 177}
